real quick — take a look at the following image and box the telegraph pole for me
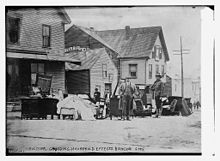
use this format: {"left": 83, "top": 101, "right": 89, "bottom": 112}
{"left": 173, "top": 36, "right": 190, "bottom": 98}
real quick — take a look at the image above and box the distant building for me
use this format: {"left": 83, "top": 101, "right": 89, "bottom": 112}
{"left": 169, "top": 74, "right": 194, "bottom": 99}
{"left": 192, "top": 77, "right": 201, "bottom": 103}
{"left": 66, "top": 48, "right": 118, "bottom": 98}
{"left": 6, "top": 7, "right": 80, "bottom": 100}
{"left": 97, "top": 26, "right": 170, "bottom": 88}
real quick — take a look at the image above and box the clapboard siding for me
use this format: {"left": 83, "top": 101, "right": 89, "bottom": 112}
{"left": 7, "top": 8, "right": 65, "bottom": 56}
{"left": 45, "top": 62, "right": 65, "bottom": 91}
{"left": 120, "top": 59, "right": 146, "bottom": 85}
{"left": 90, "top": 51, "right": 118, "bottom": 97}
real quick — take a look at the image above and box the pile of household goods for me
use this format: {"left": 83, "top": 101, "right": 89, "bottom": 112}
{"left": 161, "top": 96, "right": 193, "bottom": 116}
{"left": 57, "top": 94, "right": 97, "bottom": 121}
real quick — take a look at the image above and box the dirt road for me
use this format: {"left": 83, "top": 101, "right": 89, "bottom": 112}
{"left": 6, "top": 110, "right": 201, "bottom": 153}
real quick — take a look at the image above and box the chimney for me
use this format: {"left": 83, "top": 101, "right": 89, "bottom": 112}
{"left": 125, "top": 26, "right": 130, "bottom": 40}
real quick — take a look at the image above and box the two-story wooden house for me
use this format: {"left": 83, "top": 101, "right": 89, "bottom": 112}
{"left": 97, "top": 26, "right": 170, "bottom": 88}
{"left": 6, "top": 7, "right": 80, "bottom": 100}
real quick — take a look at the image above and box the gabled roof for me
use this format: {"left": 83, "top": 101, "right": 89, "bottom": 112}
{"left": 65, "top": 25, "right": 119, "bottom": 55}
{"left": 56, "top": 7, "right": 71, "bottom": 24}
{"left": 66, "top": 48, "right": 106, "bottom": 71}
{"left": 97, "top": 26, "right": 169, "bottom": 61}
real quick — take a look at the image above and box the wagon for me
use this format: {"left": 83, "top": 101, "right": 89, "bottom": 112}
{"left": 161, "top": 96, "right": 192, "bottom": 116}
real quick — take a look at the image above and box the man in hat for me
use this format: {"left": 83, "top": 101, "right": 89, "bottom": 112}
{"left": 119, "top": 77, "right": 137, "bottom": 120}
{"left": 94, "top": 88, "right": 101, "bottom": 103}
{"left": 150, "top": 73, "right": 164, "bottom": 118}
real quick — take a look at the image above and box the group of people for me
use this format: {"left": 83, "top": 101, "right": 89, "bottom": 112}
{"left": 93, "top": 73, "right": 164, "bottom": 121}
{"left": 117, "top": 73, "right": 163, "bottom": 120}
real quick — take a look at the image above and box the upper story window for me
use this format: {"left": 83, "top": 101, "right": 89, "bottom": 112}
{"left": 161, "top": 65, "right": 165, "bottom": 76}
{"left": 7, "top": 16, "right": 20, "bottom": 44}
{"left": 102, "top": 64, "right": 107, "bottom": 78}
{"left": 129, "top": 64, "right": 137, "bottom": 78}
{"left": 42, "top": 25, "right": 51, "bottom": 48}
{"left": 156, "top": 64, "right": 159, "bottom": 75}
{"left": 149, "top": 64, "right": 153, "bottom": 79}
{"left": 159, "top": 48, "right": 163, "bottom": 59}
{"left": 152, "top": 46, "right": 163, "bottom": 61}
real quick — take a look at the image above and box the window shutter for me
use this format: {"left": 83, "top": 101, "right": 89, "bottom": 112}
{"left": 152, "top": 46, "right": 156, "bottom": 59}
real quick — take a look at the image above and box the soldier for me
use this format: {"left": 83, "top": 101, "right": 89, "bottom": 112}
{"left": 150, "top": 74, "right": 164, "bottom": 118}
{"left": 119, "top": 77, "right": 137, "bottom": 120}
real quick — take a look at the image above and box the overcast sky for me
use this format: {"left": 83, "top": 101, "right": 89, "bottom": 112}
{"left": 65, "top": 6, "right": 202, "bottom": 79}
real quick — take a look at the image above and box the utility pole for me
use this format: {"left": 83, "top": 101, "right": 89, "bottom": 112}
{"left": 173, "top": 36, "right": 190, "bottom": 98}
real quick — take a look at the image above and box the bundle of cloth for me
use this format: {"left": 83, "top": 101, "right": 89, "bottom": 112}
{"left": 57, "top": 95, "right": 97, "bottom": 121}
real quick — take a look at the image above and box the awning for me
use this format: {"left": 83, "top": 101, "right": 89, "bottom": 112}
{"left": 7, "top": 52, "right": 81, "bottom": 65}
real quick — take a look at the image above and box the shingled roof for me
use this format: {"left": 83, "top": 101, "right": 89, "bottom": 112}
{"left": 65, "top": 24, "right": 119, "bottom": 55}
{"left": 65, "top": 48, "right": 105, "bottom": 71}
{"left": 96, "top": 26, "right": 169, "bottom": 61}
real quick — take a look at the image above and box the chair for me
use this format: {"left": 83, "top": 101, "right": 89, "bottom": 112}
{"left": 36, "top": 74, "right": 52, "bottom": 96}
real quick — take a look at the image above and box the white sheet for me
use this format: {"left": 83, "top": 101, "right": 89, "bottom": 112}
{"left": 57, "top": 95, "right": 96, "bottom": 121}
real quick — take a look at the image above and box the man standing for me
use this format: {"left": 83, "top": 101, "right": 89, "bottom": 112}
{"left": 94, "top": 88, "right": 101, "bottom": 104}
{"left": 150, "top": 74, "right": 164, "bottom": 118}
{"left": 119, "top": 78, "right": 137, "bottom": 120}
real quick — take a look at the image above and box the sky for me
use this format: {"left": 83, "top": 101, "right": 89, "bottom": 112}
{"left": 64, "top": 6, "right": 202, "bottom": 79}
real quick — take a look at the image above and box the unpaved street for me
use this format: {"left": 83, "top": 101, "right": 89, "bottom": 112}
{"left": 7, "top": 110, "right": 201, "bottom": 153}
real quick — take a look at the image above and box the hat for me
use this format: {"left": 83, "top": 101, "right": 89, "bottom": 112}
{"left": 155, "top": 73, "right": 162, "bottom": 78}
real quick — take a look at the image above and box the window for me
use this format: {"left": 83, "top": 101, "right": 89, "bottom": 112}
{"left": 7, "top": 17, "right": 20, "bottom": 44}
{"left": 149, "top": 64, "right": 152, "bottom": 79}
{"left": 31, "top": 63, "right": 45, "bottom": 85}
{"left": 102, "top": 64, "right": 107, "bottom": 78}
{"left": 152, "top": 46, "right": 161, "bottom": 61}
{"left": 155, "top": 46, "right": 160, "bottom": 61}
{"left": 108, "top": 73, "right": 113, "bottom": 82}
{"left": 156, "top": 64, "right": 159, "bottom": 74}
{"left": 42, "top": 25, "right": 51, "bottom": 47}
{"left": 129, "top": 64, "right": 137, "bottom": 78}
{"left": 159, "top": 48, "right": 163, "bottom": 59}
{"left": 161, "top": 65, "right": 165, "bottom": 76}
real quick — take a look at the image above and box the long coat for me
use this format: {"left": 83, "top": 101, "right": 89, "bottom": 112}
{"left": 118, "top": 82, "right": 137, "bottom": 111}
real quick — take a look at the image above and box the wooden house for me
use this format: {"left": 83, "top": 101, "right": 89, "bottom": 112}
{"left": 97, "top": 26, "right": 170, "bottom": 88}
{"left": 6, "top": 7, "right": 80, "bottom": 100}
{"left": 65, "top": 25, "right": 120, "bottom": 79}
{"left": 66, "top": 48, "right": 118, "bottom": 98}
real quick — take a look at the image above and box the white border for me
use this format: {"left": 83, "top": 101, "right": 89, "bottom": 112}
{"left": 0, "top": 0, "right": 217, "bottom": 161}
